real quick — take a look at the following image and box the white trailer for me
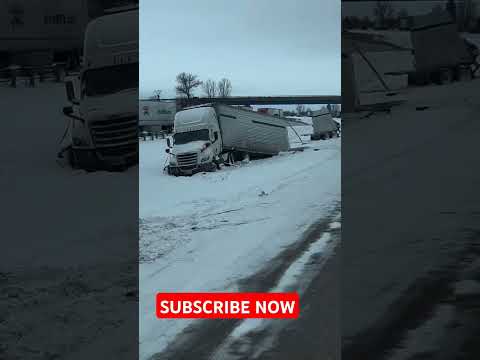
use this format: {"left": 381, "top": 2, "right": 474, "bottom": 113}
{"left": 166, "top": 103, "right": 290, "bottom": 176}
{"left": 139, "top": 100, "right": 176, "bottom": 132}
{"left": 311, "top": 109, "right": 339, "bottom": 140}
{"left": 0, "top": 0, "right": 106, "bottom": 68}
{"left": 410, "top": 11, "right": 478, "bottom": 85}
{"left": 61, "top": 6, "right": 138, "bottom": 171}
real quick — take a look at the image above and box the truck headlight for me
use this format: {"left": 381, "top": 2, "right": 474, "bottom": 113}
{"left": 200, "top": 155, "right": 210, "bottom": 162}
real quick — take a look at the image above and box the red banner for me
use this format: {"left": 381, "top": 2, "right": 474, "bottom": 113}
{"left": 156, "top": 292, "right": 300, "bottom": 319}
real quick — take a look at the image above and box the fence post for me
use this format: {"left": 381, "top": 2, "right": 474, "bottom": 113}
{"left": 10, "top": 68, "right": 17, "bottom": 88}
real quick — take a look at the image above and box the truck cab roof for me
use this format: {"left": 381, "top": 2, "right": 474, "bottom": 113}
{"left": 83, "top": 9, "right": 138, "bottom": 70}
{"left": 175, "top": 106, "right": 217, "bottom": 132}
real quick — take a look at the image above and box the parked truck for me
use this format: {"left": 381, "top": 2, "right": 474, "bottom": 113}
{"left": 0, "top": 0, "right": 116, "bottom": 74}
{"left": 409, "top": 11, "right": 479, "bottom": 85}
{"left": 165, "top": 104, "right": 290, "bottom": 176}
{"left": 311, "top": 109, "right": 339, "bottom": 140}
{"left": 60, "top": 6, "right": 138, "bottom": 170}
{"left": 139, "top": 99, "right": 176, "bottom": 133}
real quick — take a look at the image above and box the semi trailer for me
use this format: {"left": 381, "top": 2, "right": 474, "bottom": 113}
{"left": 409, "top": 11, "right": 479, "bottom": 85}
{"left": 165, "top": 104, "right": 290, "bottom": 176}
{"left": 139, "top": 99, "right": 176, "bottom": 133}
{"left": 0, "top": 0, "right": 125, "bottom": 71}
{"left": 61, "top": 6, "right": 138, "bottom": 170}
{"left": 311, "top": 109, "right": 340, "bottom": 140}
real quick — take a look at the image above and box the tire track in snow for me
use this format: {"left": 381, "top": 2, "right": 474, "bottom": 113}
{"left": 151, "top": 205, "right": 340, "bottom": 360}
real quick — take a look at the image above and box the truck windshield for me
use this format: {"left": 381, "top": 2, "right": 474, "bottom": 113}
{"left": 83, "top": 63, "right": 138, "bottom": 97}
{"left": 174, "top": 129, "right": 209, "bottom": 145}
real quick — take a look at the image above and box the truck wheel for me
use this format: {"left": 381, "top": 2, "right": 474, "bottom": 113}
{"left": 68, "top": 149, "right": 78, "bottom": 169}
{"left": 227, "top": 152, "right": 235, "bottom": 166}
{"left": 439, "top": 68, "right": 454, "bottom": 84}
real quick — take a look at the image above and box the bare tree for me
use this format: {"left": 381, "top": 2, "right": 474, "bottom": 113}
{"left": 446, "top": 0, "right": 456, "bottom": 20}
{"left": 432, "top": 4, "right": 444, "bottom": 15}
{"left": 175, "top": 72, "right": 202, "bottom": 99}
{"left": 374, "top": 1, "right": 394, "bottom": 28}
{"left": 150, "top": 89, "right": 162, "bottom": 100}
{"left": 202, "top": 79, "right": 217, "bottom": 99}
{"left": 217, "top": 78, "right": 232, "bottom": 97}
{"left": 296, "top": 104, "right": 306, "bottom": 116}
{"left": 398, "top": 8, "right": 408, "bottom": 18}
{"left": 463, "top": 0, "right": 476, "bottom": 31}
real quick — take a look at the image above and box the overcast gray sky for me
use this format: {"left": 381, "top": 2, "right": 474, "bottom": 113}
{"left": 140, "top": 0, "right": 340, "bottom": 99}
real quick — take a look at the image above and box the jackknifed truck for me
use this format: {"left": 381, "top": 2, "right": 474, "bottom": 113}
{"left": 409, "top": 11, "right": 479, "bottom": 85}
{"left": 311, "top": 109, "right": 340, "bottom": 140}
{"left": 165, "top": 104, "right": 290, "bottom": 176}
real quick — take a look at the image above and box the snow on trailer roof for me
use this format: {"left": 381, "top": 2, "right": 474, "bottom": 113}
{"left": 179, "top": 103, "right": 305, "bottom": 128}
{"left": 342, "top": 31, "right": 412, "bottom": 55}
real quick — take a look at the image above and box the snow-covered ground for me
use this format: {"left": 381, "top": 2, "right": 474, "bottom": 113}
{"left": 1, "top": 83, "right": 138, "bottom": 359}
{"left": 139, "top": 128, "right": 340, "bottom": 358}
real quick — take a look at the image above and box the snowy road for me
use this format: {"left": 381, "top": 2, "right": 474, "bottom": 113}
{"left": 342, "top": 77, "right": 480, "bottom": 359}
{"left": 139, "top": 133, "right": 340, "bottom": 359}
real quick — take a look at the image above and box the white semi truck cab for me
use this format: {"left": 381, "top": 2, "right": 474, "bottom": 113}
{"left": 62, "top": 7, "right": 138, "bottom": 170}
{"left": 166, "top": 104, "right": 290, "bottom": 176}
{"left": 166, "top": 106, "right": 221, "bottom": 176}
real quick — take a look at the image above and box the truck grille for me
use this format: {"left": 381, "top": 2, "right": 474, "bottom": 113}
{"left": 90, "top": 116, "right": 138, "bottom": 149}
{"left": 97, "top": 144, "right": 138, "bottom": 159}
{"left": 177, "top": 152, "right": 198, "bottom": 167}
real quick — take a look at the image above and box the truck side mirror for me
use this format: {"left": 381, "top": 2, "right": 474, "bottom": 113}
{"left": 65, "top": 81, "right": 79, "bottom": 105}
{"left": 63, "top": 106, "right": 73, "bottom": 116}
{"left": 214, "top": 131, "right": 219, "bottom": 141}
{"left": 166, "top": 137, "right": 172, "bottom": 148}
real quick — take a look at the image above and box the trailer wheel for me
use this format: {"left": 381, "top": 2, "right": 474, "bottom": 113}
{"left": 68, "top": 149, "right": 78, "bottom": 169}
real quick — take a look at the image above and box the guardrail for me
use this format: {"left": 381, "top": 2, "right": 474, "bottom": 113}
{"left": 0, "top": 63, "right": 68, "bottom": 87}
